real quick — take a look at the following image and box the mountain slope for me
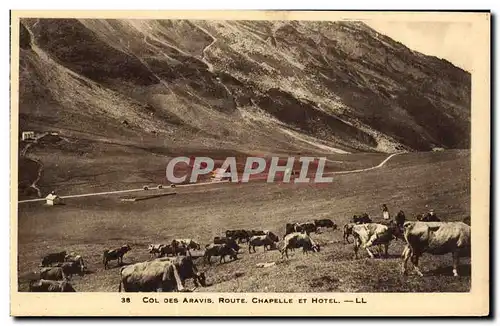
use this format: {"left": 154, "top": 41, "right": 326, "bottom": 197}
{"left": 18, "top": 18, "right": 470, "bottom": 154}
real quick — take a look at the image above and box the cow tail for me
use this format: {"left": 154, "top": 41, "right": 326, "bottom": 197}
{"left": 118, "top": 266, "right": 125, "bottom": 292}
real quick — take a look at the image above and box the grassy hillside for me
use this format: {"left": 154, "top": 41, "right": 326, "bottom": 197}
{"left": 17, "top": 150, "right": 471, "bottom": 292}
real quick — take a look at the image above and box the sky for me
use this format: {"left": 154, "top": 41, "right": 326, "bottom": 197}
{"left": 363, "top": 21, "right": 473, "bottom": 72}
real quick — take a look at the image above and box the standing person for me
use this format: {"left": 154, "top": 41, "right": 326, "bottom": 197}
{"left": 382, "top": 204, "right": 390, "bottom": 220}
{"left": 427, "top": 208, "right": 440, "bottom": 221}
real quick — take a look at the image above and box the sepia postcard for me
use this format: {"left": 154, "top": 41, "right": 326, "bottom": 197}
{"left": 10, "top": 10, "right": 490, "bottom": 317}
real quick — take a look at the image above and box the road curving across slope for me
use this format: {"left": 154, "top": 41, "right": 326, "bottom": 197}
{"left": 18, "top": 152, "right": 404, "bottom": 204}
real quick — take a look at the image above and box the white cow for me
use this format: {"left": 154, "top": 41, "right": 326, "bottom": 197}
{"left": 401, "top": 221, "right": 471, "bottom": 277}
{"left": 279, "top": 232, "right": 320, "bottom": 259}
{"left": 351, "top": 223, "right": 395, "bottom": 259}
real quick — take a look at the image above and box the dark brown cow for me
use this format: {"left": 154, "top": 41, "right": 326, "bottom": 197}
{"left": 214, "top": 236, "right": 240, "bottom": 252}
{"left": 314, "top": 219, "right": 337, "bottom": 229}
{"left": 103, "top": 245, "right": 132, "bottom": 269}
{"left": 40, "top": 251, "right": 67, "bottom": 267}
{"left": 248, "top": 235, "right": 277, "bottom": 253}
{"left": 159, "top": 244, "right": 188, "bottom": 257}
{"left": 53, "top": 261, "right": 86, "bottom": 279}
{"left": 171, "top": 239, "right": 201, "bottom": 250}
{"left": 225, "top": 230, "right": 251, "bottom": 243}
{"left": 351, "top": 213, "right": 372, "bottom": 224}
{"left": 295, "top": 222, "right": 317, "bottom": 235}
{"left": 204, "top": 244, "right": 238, "bottom": 265}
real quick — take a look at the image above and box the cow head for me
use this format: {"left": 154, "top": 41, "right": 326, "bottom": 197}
{"left": 266, "top": 232, "right": 279, "bottom": 242}
{"left": 312, "top": 244, "right": 321, "bottom": 252}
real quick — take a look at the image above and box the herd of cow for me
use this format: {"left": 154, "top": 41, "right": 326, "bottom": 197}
{"left": 25, "top": 212, "right": 471, "bottom": 293}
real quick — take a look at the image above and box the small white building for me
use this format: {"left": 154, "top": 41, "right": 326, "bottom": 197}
{"left": 45, "top": 193, "right": 62, "bottom": 206}
{"left": 21, "top": 131, "right": 35, "bottom": 141}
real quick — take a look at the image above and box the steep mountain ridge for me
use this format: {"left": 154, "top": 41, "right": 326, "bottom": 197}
{"left": 18, "top": 18, "right": 470, "bottom": 154}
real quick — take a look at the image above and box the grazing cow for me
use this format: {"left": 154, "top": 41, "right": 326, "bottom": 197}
{"left": 351, "top": 223, "right": 396, "bottom": 259}
{"left": 295, "top": 222, "right": 318, "bottom": 235}
{"left": 171, "top": 239, "right": 201, "bottom": 251}
{"left": 401, "top": 221, "right": 471, "bottom": 277}
{"left": 118, "top": 259, "right": 187, "bottom": 292}
{"left": 214, "top": 236, "right": 240, "bottom": 252}
{"left": 225, "top": 230, "right": 251, "bottom": 243}
{"left": 64, "top": 253, "right": 86, "bottom": 271}
{"left": 248, "top": 234, "right": 277, "bottom": 253}
{"left": 158, "top": 244, "right": 187, "bottom": 257}
{"left": 351, "top": 213, "right": 372, "bottom": 224}
{"left": 280, "top": 232, "right": 320, "bottom": 259}
{"left": 54, "top": 261, "right": 86, "bottom": 279}
{"left": 103, "top": 245, "right": 132, "bottom": 270}
{"left": 29, "top": 279, "right": 76, "bottom": 292}
{"left": 148, "top": 244, "right": 166, "bottom": 258}
{"left": 40, "top": 251, "right": 67, "bottom": 267}
{"left": 314, "top": 219, "right": 337, "bottom": 229}
{"left": 204, "top": 244, "right": 238, "bottom": 264}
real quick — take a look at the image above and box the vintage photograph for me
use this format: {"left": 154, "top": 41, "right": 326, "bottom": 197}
{"left": 10, "top": 10, "right": 490, "bottom": 316}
